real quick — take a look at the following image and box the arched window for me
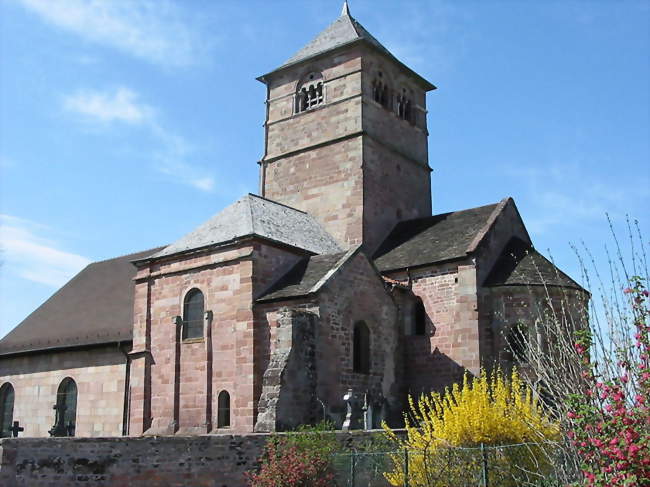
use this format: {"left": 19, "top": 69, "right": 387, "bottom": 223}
{"left": 183, "top": 289, "right": 205, "bottom": 340}
{"left": 0, "top": 383, "right": 15, "bottom": 438}
{"left": 413, "top": 298, "right": 426, "bottom": 336}
{"left": 51, "top": 377, "right": 77, "bottom": 437}
{"left": 353, "top": 321, "right": 370, "bottom": 374}
{"left": 372, "top": 71, "right": 391, "bottom": 109}
{"left": 506, "top": 323, "right": 528, "bottom": 363}
{"left": 396, "top": 88, "right": 415, "bottom": 124}
{"left": 217, "top": 390, "right": 230, "bottom": 428}
{"left": 296, "top": 72, "right": 324, "bottom": 113}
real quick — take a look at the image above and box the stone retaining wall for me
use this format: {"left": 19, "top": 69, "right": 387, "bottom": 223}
{"left": 0, "top": 430, "right": 393, "bottom": 487}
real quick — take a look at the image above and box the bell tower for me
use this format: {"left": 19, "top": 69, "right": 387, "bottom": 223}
{"left": 257, "top": 2, "right": 436, "bottom": 252}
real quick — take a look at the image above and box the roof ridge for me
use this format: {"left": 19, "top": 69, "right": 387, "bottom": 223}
{"left": 93, "top": 246, "right": 166, "bottom": 265}
{"left": 247, "top": 193, "right": 308, "bottom": 215}
{"left": 465, "top": 197, "right": 511, "bottom": 254}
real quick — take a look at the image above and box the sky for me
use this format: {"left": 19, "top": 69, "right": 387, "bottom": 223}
{"left": 0, "top": 0, "right": 648, "bottom": 338}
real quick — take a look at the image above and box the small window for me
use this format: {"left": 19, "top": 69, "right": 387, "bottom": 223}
{"left": 396, "top": 88, "right": 415, "bottom": 124}
{"left": 0, "top": 383, "right": 15, "bottom": 438}
{"left": 353, "top": 321, "right": 370, "bottom": 374}
{"left": 296, "top": 72, "right": 324, "bottom": 113}
{"left": 183, "top": 289, "right": 205, "bottom": 340}
{"left": 372, "top": 74, "right": 391, "bottom": 109}
{"left": 506, "top": 323, "right": 528, "bottom": 363}
{"left": 413, "top": 298, "right": 426, "bottom": 336}
{"left": 50, "top": 377, "right": 77, "bottom": 437}
{"left": 217, "top": 390, "right": 230, "bottom": 428}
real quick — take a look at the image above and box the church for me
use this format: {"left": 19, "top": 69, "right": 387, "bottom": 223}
{"left": 0, "top": 3, "right": 585, "bottom": 438}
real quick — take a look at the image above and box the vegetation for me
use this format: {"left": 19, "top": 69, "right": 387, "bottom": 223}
{"left": 382, "top": 368, "right": 560, "bottom": 486}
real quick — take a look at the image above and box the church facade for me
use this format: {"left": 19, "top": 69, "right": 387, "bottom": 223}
{"left": 0, "top": 4, "right": 585, "bottom": 438}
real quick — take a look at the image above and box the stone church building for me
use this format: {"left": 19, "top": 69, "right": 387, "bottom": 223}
{"left": 0, "top": 4, "right": 584, "bottom": 438}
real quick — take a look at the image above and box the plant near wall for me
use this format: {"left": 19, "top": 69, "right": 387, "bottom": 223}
{"left": 566, "top": 277, "right": 650, "bottom": 487}
{"left": 246, "top": 421, "right": 338, "bottom": 487}
{"left": 382, "top": 368, "right": 560, "bottom": 487}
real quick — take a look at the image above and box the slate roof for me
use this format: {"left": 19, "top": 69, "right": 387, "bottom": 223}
{"left": 0, "top": 247, "right": 162, "bottom": 357}
{"left": 257, "top": 249, "right": 353, "bottom": 303}
{"left": 259, "top": 4, "right": 435, "bottom": 90}
{"left": 149, "top": 194, "right": 341, "bottom": 260}
{"left": 484, "top": 238, "right": 584, "bottom": 290}
{"left": 374, "top": 202, "right": 500, "bottom": 271}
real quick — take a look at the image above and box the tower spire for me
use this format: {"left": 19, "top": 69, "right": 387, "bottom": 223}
{"left": 341, "top": 0, "right": 350, "bottom": 17}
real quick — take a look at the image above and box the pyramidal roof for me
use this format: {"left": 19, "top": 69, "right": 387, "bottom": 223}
{"left": 261, "top": 2, "right": 435, "bottom": 90}
{"left": 149, "top": 194, "right": 341, "bottom": 259}
{"left": 283, "top": 1, "right": 392, "bottom": 67}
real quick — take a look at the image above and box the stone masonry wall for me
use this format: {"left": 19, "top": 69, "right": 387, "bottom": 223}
{"left": 0, "top": 346, "right": 127, "bottom": 438}
{"left": 386, "top": 261, "right": 481, "bottom": 395}
{"left": 0, "top": 431, "right": 394, "bottom": 487}
{"left": 317, "top": 252, "right": 401, "bottom": 426}
{"left": 130, "top": 245, "right": 257, "bottom": 436}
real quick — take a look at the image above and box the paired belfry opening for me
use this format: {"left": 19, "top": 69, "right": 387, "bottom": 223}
{"left": 296, "top": 72, "right": 324, "bottom": 113}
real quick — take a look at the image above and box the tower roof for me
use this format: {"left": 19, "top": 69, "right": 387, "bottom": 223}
{"left": 258, "top": 2, "right": 435, "bottom": 90}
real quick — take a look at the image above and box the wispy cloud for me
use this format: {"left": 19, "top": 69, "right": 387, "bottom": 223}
{"left": 63, "top": 87, "right": 152, "bottom": 125}
{"left": 63, "top": 86, "right": 215, "bottom": 192}
{"left": 17, "top": 0, "right": 210, "bottom": 67}
{"left": 0, "top": 214, "right": 91, "bottom": 287}
{"left": 502, "top": 162, "right": 650, "bottom": 235}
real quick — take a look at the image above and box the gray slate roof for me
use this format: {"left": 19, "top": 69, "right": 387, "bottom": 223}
{"left": 283, "top": 4, "right": 392, "bottom": 67}
{"left": 150, "top": 194, "right": 341, "bottom": 259}
{"left": 257, "top": 249, "right": 352, "bottom": 303}
{"left": 261, "top": 4, "right": 435, "bottom": 90}
{"left": 484, "top": 238, "right": 584, "bottom": 290}
{"left": 0, "top": 247, "right": 162, "bottom": 356}
{"left": 374, "top": 202, "right": 499, "bottom": 271}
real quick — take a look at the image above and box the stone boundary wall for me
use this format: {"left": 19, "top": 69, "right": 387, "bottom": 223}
{"left": 0, "top": 430, "right": 397, "bottom": 487}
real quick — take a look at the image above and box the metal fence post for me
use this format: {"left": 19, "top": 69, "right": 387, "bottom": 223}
{"left": 350, "top": 450, "right": 356, "bottom": 487}
{"left": 481, "top": 443, "right": 489, "bottom": 487}
{"left": 404, "top": 448, "right": 409, "bottom": 487}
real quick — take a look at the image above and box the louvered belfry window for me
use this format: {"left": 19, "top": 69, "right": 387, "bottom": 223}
{"left": 183, "top": 289, "right": 205, "bottom": 340}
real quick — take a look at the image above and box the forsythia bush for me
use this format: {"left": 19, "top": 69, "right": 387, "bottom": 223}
{"left": 566, "top": 277, "right": 650, "bottom": 487}
{"left": 383, "top": 368, "right": 560, "bottom": 487}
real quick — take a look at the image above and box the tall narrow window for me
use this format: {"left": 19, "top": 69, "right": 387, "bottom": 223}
{"left": 0, "top": 383, "right": 14, "bottom": 438}
{"left": 353, "top": 321, "right": 370, "bottom": 374}
{"left": 51, "top": 377, "right": 77, "bottom": 437}
{"left": 506, "top": 323, "right": 528, "bottom": 363}
{"left": 413, "top": 298, "right": 426, "bottom": 336}
{"left": 217, "top": 390, "right": 230, "bottom": 428}
{"left": 396, "top": 88, "right": 415, "bottom": 124}
{"left": 183, "top": 289, "right": 205, "bottom": 340}
{"left": 296, "top": 72, "right": 324, "bottom": 113}
{"left": 372, "top": 72, "right": 391, "bottom": 109}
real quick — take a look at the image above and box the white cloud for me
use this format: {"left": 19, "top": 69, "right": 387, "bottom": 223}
{"left": 17, "top": 0, "right": 208, "bottom": 67}
{"left": 63, "top": 87, "right": 152, "bottom": 125}
{"left": 63, "top": 87, "right": 215, "bottom": 192}
{"left": 0, "top": 215, "right": 91, "bottom": 287}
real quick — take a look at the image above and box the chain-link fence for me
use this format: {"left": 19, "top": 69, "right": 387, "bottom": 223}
{"left": 330, "top": 443, "right": 563, "bottom": 487}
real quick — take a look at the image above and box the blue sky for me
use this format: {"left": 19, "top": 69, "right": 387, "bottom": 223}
{"left": 0, "top": 0, "right": 648, "bottom": 338}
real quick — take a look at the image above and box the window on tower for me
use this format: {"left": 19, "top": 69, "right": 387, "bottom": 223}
{"left": 396, "top": 88, "right": 415, "bottom": 125}
{"left": 296, "top": 72, "right": 324, "bottom": 113}
{"left": 372, "top": 71, "right": 391, "bottom": 109}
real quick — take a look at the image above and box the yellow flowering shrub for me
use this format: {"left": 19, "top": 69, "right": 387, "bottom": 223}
{"left": 382, "top": 368, "right": 560, "bottom": 487}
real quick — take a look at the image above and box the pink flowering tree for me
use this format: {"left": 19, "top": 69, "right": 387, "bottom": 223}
{"left": 566, "top": 276, "right": 650, "bottom": 486}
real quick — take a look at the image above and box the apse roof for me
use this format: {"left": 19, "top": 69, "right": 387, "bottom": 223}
{"left": 259, "top": 2, "right": 435, "bottom": 90}
{"left": 148, "top": 194, "right": 341, "bottom": 260}
{"left": 0, "top": 247, "right": 162, "bottom": 356}
{"left": 374, "top": 201, "right": 502, "bottom": 271}
{"left": 484, "top": 238, "right": 585, "bottom": 290}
